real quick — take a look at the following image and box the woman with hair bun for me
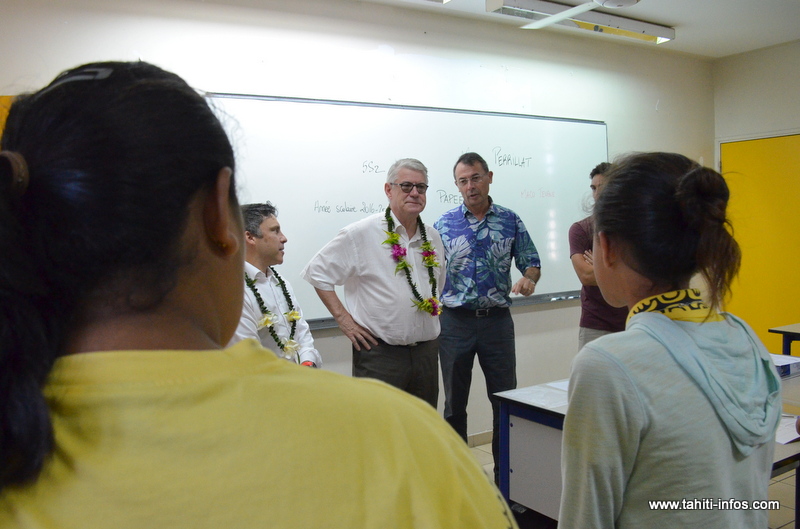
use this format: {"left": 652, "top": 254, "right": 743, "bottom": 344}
{"left": 0, "top": 62, "right": 517, "bottom": 528}
{"left": 558, "top": 152, "right": 781, "bottom": 529}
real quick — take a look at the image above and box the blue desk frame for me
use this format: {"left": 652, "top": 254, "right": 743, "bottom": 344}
{"left": 770, "top": 324, "right": 800, "bottom": 355}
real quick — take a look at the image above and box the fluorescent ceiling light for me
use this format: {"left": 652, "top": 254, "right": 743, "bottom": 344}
{"left": 424, "top": 0, "right": 452, "bottom": 3}
{"left": 522, "top": 1, "right": 597, "bottom": 29}
{"left": 486, "top": 0, "right": 675, "bottom": 44}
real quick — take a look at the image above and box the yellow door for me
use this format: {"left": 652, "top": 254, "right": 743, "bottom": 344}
{"left": 721, "top": 134, "right": 800, "bottom": 354}
{"left": 0, "top": 95, "right": 13, "bottom": 133}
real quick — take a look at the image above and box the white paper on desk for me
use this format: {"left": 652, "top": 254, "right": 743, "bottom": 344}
{"left": 545, "top": 379, "right": 570, "bottom": 392}
{"left": 509, "top": 385, "right": 569, "bottom": 409}
{"left": 776, "top": 415, "right": 800, "bottom": 444}
{"left": 770, "top": 354, "right": 800, "bottom": 367}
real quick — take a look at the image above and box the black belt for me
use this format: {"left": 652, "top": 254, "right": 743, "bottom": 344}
{"left": 376, "top": 338, "right": 429, "bottom": 348}
{"left": 446, "top": 306, "right": 510, "bottom": 318}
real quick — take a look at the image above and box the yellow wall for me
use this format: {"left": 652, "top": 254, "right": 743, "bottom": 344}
{"left": 721, "top": 135, "right": 800, "bottom": 354}
{"left": 0, "top": 95, "right": 13, "bottom": 133}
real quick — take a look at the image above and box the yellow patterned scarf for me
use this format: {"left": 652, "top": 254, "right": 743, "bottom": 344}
{"left": 627, "top": 289, "right": 724, "bottom": 324}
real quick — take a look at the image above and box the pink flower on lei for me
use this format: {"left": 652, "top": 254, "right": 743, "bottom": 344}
{"left": 391, "top": 244, "right": 407, "bottom": 261}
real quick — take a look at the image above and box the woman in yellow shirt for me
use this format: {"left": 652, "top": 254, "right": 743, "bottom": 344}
{"left": 0, "top": 61, "right": 516, "bottom": 529}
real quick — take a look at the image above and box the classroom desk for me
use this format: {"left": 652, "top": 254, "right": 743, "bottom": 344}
{"left": 776, "top": 376, "right": 800, "bottom": 529}
{"left": 770, "top": 324, "right": 800, "bottom": 355}
{"left": 496, "top": 382, "right": 567, "bottom": 520}
{"left": 497, "top": 377, "right": 800, "bottom": 527}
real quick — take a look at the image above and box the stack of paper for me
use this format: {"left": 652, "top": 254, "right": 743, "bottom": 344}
{"left": 770, "top": 353, "right": 800, "bottom": 379}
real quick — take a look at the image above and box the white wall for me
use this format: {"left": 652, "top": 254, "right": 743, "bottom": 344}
{"left": 713, "top": 40, "right": 800, "bottom": 143}
{"left": 0, "top": 0, "right": 717, "bottom": 437}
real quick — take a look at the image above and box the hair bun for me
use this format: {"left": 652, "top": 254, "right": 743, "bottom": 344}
{"left": 675, "top": 165, "right": 730, "bottom": 230}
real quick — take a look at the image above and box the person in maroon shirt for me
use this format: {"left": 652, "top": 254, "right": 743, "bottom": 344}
{"left": 568, "top": 162, "right": 628, "bottom": 350}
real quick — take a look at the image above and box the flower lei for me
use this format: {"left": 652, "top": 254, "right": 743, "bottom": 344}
{"left": 244, "top": 268, "right": 302, "bottom": 360}
{"left": 382, "top": 207, "right": 441, "bottom": 316}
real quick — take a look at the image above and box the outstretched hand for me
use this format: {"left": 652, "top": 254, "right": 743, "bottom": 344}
{"left": 511, "top": 276, "right": 537, "bottom": 297}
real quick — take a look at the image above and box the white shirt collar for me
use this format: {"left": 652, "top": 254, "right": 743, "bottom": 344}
{"left": 244, "top": 260, "right": 268, "bottom": 281}
{"left": 387, "top": 209, "right": 422, "bottom": 243}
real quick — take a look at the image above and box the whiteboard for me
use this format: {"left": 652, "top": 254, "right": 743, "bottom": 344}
{"left": 210, "top": 94, "right": 607, "bottom": 325}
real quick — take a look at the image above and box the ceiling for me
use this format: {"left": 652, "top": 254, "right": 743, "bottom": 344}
{"left": 361, "top": 0, "right": 800, "bottom": 59}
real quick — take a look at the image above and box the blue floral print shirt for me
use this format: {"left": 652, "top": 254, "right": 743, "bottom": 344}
{"left": 434, "top": 200, "right": 540, "bottom": 309}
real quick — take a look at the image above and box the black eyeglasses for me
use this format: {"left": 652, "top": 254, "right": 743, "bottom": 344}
{"left": 456, "top": 174, "right": 486, "bottom": 188}
{"left": 390, "top": 182, "right": 429, "bottom": 194}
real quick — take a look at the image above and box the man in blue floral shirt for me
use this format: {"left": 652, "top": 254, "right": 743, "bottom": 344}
{"left": 434, "top": 152, "right": 541, "bottom": 482}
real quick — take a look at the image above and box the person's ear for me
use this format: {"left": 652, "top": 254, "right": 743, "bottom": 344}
{"left": 384, "top": 182, "right": 392, "bottom": 200}
{"left": 597, "top": 231, "right": 617, "bottom": 268}
{"left": 203, "top": 167, "right": 239, "bottom": 257}
{"left": 244, "top": 230, "right": 258, "bottom": 246}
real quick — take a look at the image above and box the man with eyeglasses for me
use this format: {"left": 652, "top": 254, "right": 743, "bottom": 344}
{"left": 434, "top": 151, "right": 541, "bottom": 483}
{"left": 302, "top": 158, "right": 445, "bottom": 407}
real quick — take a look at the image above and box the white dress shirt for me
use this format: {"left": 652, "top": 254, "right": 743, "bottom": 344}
{"left": 229, "top": 261, "right": 322, "bottom": 367}
{"left": 301, "top": 211, "right": 445, "bottom": 346}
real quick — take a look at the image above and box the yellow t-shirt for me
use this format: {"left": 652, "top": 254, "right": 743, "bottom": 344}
{"left": 0, "top": 340, "right": 517, "bottom": 529}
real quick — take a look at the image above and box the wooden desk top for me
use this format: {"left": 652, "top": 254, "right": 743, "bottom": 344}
{"left": 769, "top": 324, "right": 800, "bottom": 336}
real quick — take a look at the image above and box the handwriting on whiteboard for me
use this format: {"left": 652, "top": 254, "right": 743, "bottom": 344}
{"left": 362, "top": 161, "right": 386, "bottom": 174}
{"left": 519, "top": 189, "right": 556, "bottom": 199}
{"left": 313, "top": 200, "right": 385, "bottom": 214}
{"left": 436, "top": 190, "right": 462, "bottom": 205}
{"left": 493, "top": 146, "right": 532, "bottom": 168}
